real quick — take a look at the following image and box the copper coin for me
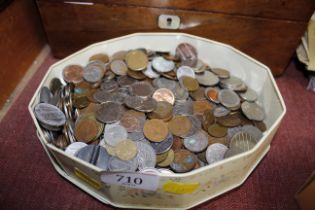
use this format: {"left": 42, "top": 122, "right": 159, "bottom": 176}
{"left": 175, "top": 43, "right": 198, "bottom": 67}
{"left": 168, "top": 116, "right": 192, "bottom": 137}
{"left": 62, "top": 65, "right": 84, "bottom": 84}
{"left": 193, "top": 100, "right": 213, "bottom": 115}
{"left": 205, "top": 87, "right": 220, "bottom": 103}
{"left": 208, "top": 135, "right": 229, "bottom": 146}
{"left": 74, "top": 114, "right": 104, "bottom": 143}
{"left": 207, "top": 123, "right": 227, "bottom": 138}
{"left": 119, "top": 112, "right": 141, "bottom": 132}
{"left": 131, "top": 82, "right": 154, "bottom": 98}
{"left": 170, "top": 149, "right": 197, "bottom": 173}
{"left": 96, "top": 102, "right": 124, "bottom": 123}
{"left": 125, "top": 50, "right": 148, "bottom": 71}
{"left": 110, "top": 59, "right": 128, "bottom": 76}
{"left": 201, "top": 109, "right": 215, "bottom": 131}
{"left": 217, "top": 112, "right": 242, "bottom": 127}
{"left": 143, "top": 119, "right": 169, "bottom": 142}
{"left": 152, "top": 88, "right": 175, "bottom": 105}
{"left": 115, "top": 139, "right": 138, "bottom": 161}
{"left": 171, "top": 136, "right": 184, "bottom": 151}
{"left": 180, "top": 76, "right": 199, "bottom": 91}
{"left": 127, "top": 70, "right": 147, "bottom": 80}
{"left": 89, "top": 53, "right": 109, "bottom": 63}
{"left": 190, "top": 87, "right": 206, "bottom": 101}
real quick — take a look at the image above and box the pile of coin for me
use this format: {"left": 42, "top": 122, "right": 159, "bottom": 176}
{"left": 34, "top": 43, "right": 267, "bottom": 174}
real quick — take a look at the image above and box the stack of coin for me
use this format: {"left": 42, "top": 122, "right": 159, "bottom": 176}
{"left": 34, "top": 43, "right": 267, "bottom": 174}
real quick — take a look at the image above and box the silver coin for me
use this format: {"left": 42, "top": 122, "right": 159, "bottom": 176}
{"left": 136, "top": 141, "right": 157, "bottom": 170}
{"left": 239, "top": 87, "right": 258, "bottom": 102}
{"left": 34, "top": 103, "right": 66, "bottom": 128}
{"left": 186, "top": 115, "right": 202, "bottom": 137}
{"left": 124, "top": 96, "right": 157, "bottom": 112}
{"left": 220, "top": 76, "right": 247, "bottom": 91}
{"left": 184, "top": 129, "right": 208, "bottom": 152}
{"left": 103, "top": 123, "right": 128, "bottom": 147}
{"left": 152, "top": 56, "right": 175, "bottom": 73}
{"left": 211, "top": 68, "right": 230, "bottom": 79}
{"left": 173, "top": 84, "right": 189, "bottom": 101}
{"left": 93, "top": 90, "right": 113, "bottom": 103}
{"left": 83, "top": 65, "right": 104, "bottom": 83}
{"left": 65, "top": 142, "right": 87, "bottom": 156}
{"left": 241, "top": 101, "right": 265, "bottom": 121}
{"left": 242, "top": 125, "right": 263, "bottom": 142}
{"left": 213, "top": 105, "right": 230, "bottom": 117}
{"left": 139, "top": 167, "right": 161, "bottom": 175}
{"left": 229, "top": 131, "right": 257, "bottom": 151}
{"left": 227, "top": 126, "right": 243, "bottom": 141}
{"left": 176, "top": 66, "right": 195, "bottom": 79}
{"left": 117, "top": 75, "right": 136, "bottom": 87}
{"left": 110, "top": 59, "right": 128, "bottom": 76}
{"left": 150, "top": 133, "right": 174, "bottom": 154}
{"left": 142, "top": 62, "right": 160, "bottom": 78}
{"left": 130, "top": 81, "right": 154, "bottom": 98}
{"left": 108, "top": 156, "right": 138, "bottom": 172}
{"left": 193, "top": 59, "right": 208, "bottom": 73}
{"left": 157, "top": 168, "right": 174, "bottom": 174}
{"left": 173, "top": 100, "right": 193, "bottom": 116}
{"left": 96, "top": 102, "right": 124, "bottom": 123}
{"left": 100, "top": 79, "right": 118, "bottom": 92}
{"left": 206, "top": 143, "right": 228, "bottom": 164}
{"left": 75, "top": 145, "right": 110, "bottom": 170}
{"left": 195, "top": 71, "right": 219, "bottom": 86}
{"left": 218, "top": 89, "right": 241, "bottom": 109}
{"left": 153, "top": 77, "right": 177, "bottom": 90}
{"left": 40, "top": 87, "right": 53, "bottom": 104}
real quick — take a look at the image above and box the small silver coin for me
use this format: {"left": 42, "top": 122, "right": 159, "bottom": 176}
{"left": 34, "top": 103, "right": 66, "bottom": 128}
{"left": 103, "top": 123, "right": 128, "bottom": 147}
{"left": 96, "top": 102, "right": 124, "bottom": 123}
{"left": 150, "top": 133, "right": 174, "bottom": 154}
{"left": 75, "top": 145, "right": 110, "bottom": 170}
{"left": 136, "top": 141, "right": 157, "bottom": 170}
{"left": 229, "top": 131, "right": 257, "bottom": 151}
{"left": 83, "top": 65, "right": 104, "bottom": 83}
{"left": 206, "top": 143, "right": 228, "bottom": 164}
{"left": 65, "top": 142, "right": 87, "bottom": 156}
{"left": 108, "top": 156, "right": 138, "bottom": 172}
{"left": 184, "top": 129, "right": 208, "bottom": 153}
{"left": 218, "top": 89, "right": 241, "bottom": 109}
{"left": 139, "top": 167, "right": 161, "bottom": 175}
{"left": 241, "top": 101, "right": 265, "bottom": 121}
{"left": 39, "top": 87, "right": 53, "bottom": 104}
{"left": 239, "top": 87, "right": 258, "bottom": 102}
{"left": 130, "top": 81, "right": 154, "bottom": 98}
{"left": 152, "top": 56, "right": 175, "bottom": 73}
{"left": 213, "top": 105, "right": 231, "bottom": 117}
{"left": 176, "top": 66, "right": 195, "bottom": 79}
{"left": 195, "top": 71, "right": 219, "bottom": 86}
{"left": 220, "top": 76, "right": 247, "bottom": 91}
{"left": 142, "top": 62, "right": 160, "bottom": 78}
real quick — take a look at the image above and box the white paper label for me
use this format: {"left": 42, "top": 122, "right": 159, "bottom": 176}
{"left": 101, "top": 172, "right": 160, "bottom": 191}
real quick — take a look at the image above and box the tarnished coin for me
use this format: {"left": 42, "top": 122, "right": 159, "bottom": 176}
{"left": 127, "top": 69, "right": 147, "bottom": 80}
{"left": 83, "top": 65, "right": 104, "bottom": 83}
{"left": 239, "top": 87, "right": 258, "bottom": 102}
{"left": 176, "top": 43, "right": 198, "bottom": 67}
{"left": 176, "top": 66, "right": 196, "bottom": 79}
{"left": 65, "top": 142, "right": 87, "bottom": 156}
{"left": 74, "top": 114, "right": 104, "bottom": 143}
{"left": 156, "top": 151, "right": 169, "bottom": 163}
{"left": 171, "top": 136, "right": 183, "bottom": 151}
{"left": 142, "top": 62, "right": 160, "bottom": 78}
{"left": 152, "top": 56, "right": 175, "bottom": 73}
{"left": 201, "top": 109, "right": 215, "bottom": 131}
{"left": 89, "top": 53, "right": 109, "bottom": 63}
{"left": 217, "top": 112, "right": 242, "bottom": 127}
{"left": 208, "top": 135, "right": 229, "bottom": 146}
{"left": 148, "top": 101, "right": 173, "bottom": 120}
{"left": 207, "top": 123, "right": 227, "bottom": 138}
{"left": 180, "top": 76, "right": 199, "bottom": 91}
{"left": 242, "top": 125, "right": 263, "bottom": 142}
{"left": 125, "top": 50, "right": 148, "bottom": 71}
{"left": 75, "top": 145, "right": 110, "bottom": 170}
{"left": 115, "top": 139, "right": 138, "bottom": 161}
{"left": 184, "top": 130, "right": 209, "bottom": 152}
{"left": 206, "top": 143, "right": 228, "bottom": 164}
{"left": 93, "top": 90, "right": 112, "bottom": 103}
{"left": 170, "top": 149, "right": 197, "bottom": 173}
{"left": 63, "top": 65, "right": 84, "bottom": 84}
{"left": 108, "top": 156, "right": 138, "bottom": 172}
{"left": 119, "top": 113, "right": 141, "bottom": 132}
{"left": 131, "top": 81, "right": 154, "bottom": 98}
{"left": 220, "top": 76, "right": 247, "bottom": 91}
{"left": 229, "top": 131, "right": 257, "bottom": 151}
{"left": 100, "top": 79, "right": 119, "bottom": 92}
{"left": 34, "top": 103, "right": 66, "bottom": 129}
{"left": 136, "top": 141, "right": 156, "bottom": 170}
{"left": 124, "top": 95, "right": 157, "bottom": 112}
{"left": 150, "top": 133, "right": 174, "bottom": 155}
{"left": 218, "top": 89, "right": 241, "bottom": 109}
{"left": 190, "top": 87, "right": 206, "bottom": 101}
{"left": 96, "top": 102, "right": 124, "bottom": 123}
{"left": 157, "top": 149, "right": 175, "bottom": 167}
{"left": 110, "top": 59, "right": 128, "bottom": 75}
{"left": 195, "top": 71, "right": 219, "bottom": 86}
{"left": 213, "top": 105, "right": 230, "bottom": 117}
{"left": 241, "top": 101, "right": 265, "bottom": 121}
{"left": 211, "top": 68, "right": 230, "bottom": 79}
{"left": 193, "top": 100, "right": 213, "bottom": 115}
{"left": 143, "top": 119, "right": 169, "bottom": 142}
{"left": 205, "top": 87, "right": 220, "bottom": 103}
{"left": 152, "top": 88, "right": 175, "bottom": 105}
{"left": 103, "top": 123, "right": 128, "bottom": 147}
{"left": 168, "top": 116, "right": 192, "bottom": 137}
{"left": 117, "top": 75, "right": 136, "bottom": 87}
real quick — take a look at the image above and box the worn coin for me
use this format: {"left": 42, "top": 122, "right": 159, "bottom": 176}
{"left": 190, "top": 87, "right": 206, "bottom": 101}
{"left": 213, "top": 105, "right": 230, "bottom": 117}
{"left": 207, "top": 123, "right": 227, "bottom": 138}
{"left": 193, "top": 100, "right": 213, "bottom": 116}
{"left": 83, "top": 65, "right": 104, "bottom": 83}
{"left": 153, "top": 77, "right": 177, "bottom": 90}
{"left": 110, "top": 59, "right": 128, "bottom": 76}
{"left": 150, "top": 133, "right": 174, "bottom": 154}
{"left": 127, "top": 69, "right": 147, "bottom": 80}
{"left": 206, "top": 143, "right": 228, "bottom": 164}
{"left": 75, "top": 145, "right": 110, "bottom": 170}
{"left": 115, "top": 139, "right": 138, "bottom": 161}
{"left": 176, "top": 43, "right": 198, "bottom": 67}
{"left": 119, "top": 113, "right": 141, "bottom": 132}
{"left": 152, "top": 88, "right": 175, "bottom": 105}
{"left": 108, "top": 156, "right": 138, "bottom": 172}
{"left": 34, "top": 103, "right": 66, "bottom": 129}
{"left": 65, "top": 142, "right": 87, "bottom": 156}
{"left": 74, "top": 114, "right": 104, "bottom": 143}
{"left": 125, "top": 50, "right": 148, "bottom": 71}
{"left": 239, "top": 87, "right": 258, "bottom": 102}
{"left": 218, "top": 89, "right": 241, "bottom": 109}
{"left": 63, "top": 65, "right": 84, "bottom": 84}
{"left": 103, "top": 123, "right": 128, "bottom": 147}
{"left": 117, "top": 75, "right": 136, "bottom": 87}
{"left": 184, "top": 129, "right": 209, "bottom": 152}
{"left": 211, "top": 68, "right": 230, "bottom": 79}
{"left": 229, "top": 131, "right": 257, "bottom": 151}
{"left": 148, "top": 101, "right": 173, "bottom": 120}
{"left": 96, "top": 102, "right": 124, "bottom": 123}
{"left": 170, "top": 149, "right": 197, "bottom": 173}
{"left": 131, "top": 81, "right": 154, "bottom": 98}
{"left": 136, "top": 141, "right": 156, "bottom": 170}
{"left": 220, "top": 76, "right": 247, "bottom": 91}
{"left": 152, "top": 56, "right": 175, "bottom": 73}
{"left": 241, "top": 101, "right": 265, "bottom": 121}
{"left": 143, "top": 119, "right": 169, "bottom": 142}
{"left": 180, "top": 76, "right": 199, "bottom": 91}
{"left": 217, "top": 112, "right": 242, "bottom": 127}
{"left": 168, "top": 115, "right": 192, "bottom": 137}
{"left": 157, "top": 149, "right": 175, "bottom": 167}
{"left": 195, "top": 71, "right": 219, "bottom": 86}
{"left": 176, "top": 66, "right": 196, "bottom": 79}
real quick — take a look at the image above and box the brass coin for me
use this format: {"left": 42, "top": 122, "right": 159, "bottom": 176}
{"left": 211, "top": 68, "right": 230, "bottom": 79}
{"left": 217, "top": 112, "right": 242, "bottom": 127}
{"left": 89, "top": 53, "right": 109, "bottom": 63}
{"left": 168, "top": 116, "right": 192, "bottom": 137}
{"left": 156, "top": 151, "right": 169, "bottom": 163}
{"left": 115, "top": 139, "right": 138, "bottom": 161}
{"left": 125, "top": 50, "right": 148, "bottom": 71}
{"left": 208, "top": 135, "right": 229, "bottom": 146}
{"left": 193, "top": 100, "right": 213, "bottom": 115}
{"left": 201, "top": 109, "right": 215, "bottom": 130}
{"left": 157, "top": 149, "right": 175, "bottom": 167}
{"left": 148, "top": 101, "right": 173, "bottom": 120}
{"left": 181, "top": 76, "right": 199, "bottom": 91}
{"left": 74, "top": 114, "right": 104, "bottom": 143}
{"left": 127, "top": 70, "right": 147, "bottom": 80}
{"left": 143, "top": 119, "right": 169, "bottom": 142}
{"left": 111, "top": 50, "right": 127, "bottom": 61}
{"left": 207, "top": 123, "right": 227, "bottom": 138}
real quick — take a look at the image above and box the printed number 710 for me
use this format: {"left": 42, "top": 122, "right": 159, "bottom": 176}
{"left": 116, "top": 174, "right": 143, "bottom": 185}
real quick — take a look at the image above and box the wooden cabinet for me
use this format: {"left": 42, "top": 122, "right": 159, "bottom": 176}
{"left": 36, "top": 0, "right": 315, "bottom": 75}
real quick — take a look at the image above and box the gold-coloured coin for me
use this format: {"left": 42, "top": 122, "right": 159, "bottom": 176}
{"left": 143, "top": 119, "right": 169, "bottom": 142}
{"left": 207, "top": 123, "right": 227, "bottom": 138}
{"left": 148, "top": 101, "right": 173, "bottom": 120}
{"left": 74, "top": 114, "right": 104, "bottom": 143}
{"left": 127, "top": 70, "right": 147, "bottom": 80}
{"left": 181, "top": 76, "right": 199, "bottom": 91}
{"left": 115, "top": 139, "right": 137, "bottom": 161}
{"left": 157, "top": 149, "right": 175, "bottom": 167}
{"left": 208, "top": 135, "right": 229, "bottom": 146}
{"left": 168, "top": 116, "right": 192, "bottom": 137}
{"left": 125, "top": 50, "right": 148, "bottom": 71}
{"left": 89, "top": 53, "right": 109, "bottom": 63}
{"left": 193, "top": 100, "right": 213, "bottom": 115}
{"left": 201, "top": 110, "right": 215, "bottom": 131}
{"left": 156, "top": 151, "right": 169, "bottom": 163}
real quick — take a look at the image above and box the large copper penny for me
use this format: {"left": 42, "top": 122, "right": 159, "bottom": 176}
{"left": 168, "top": 115, "right": 192, "bottom": 137}
{"left": 152, "top": 88, "right": 175, "bottom": 105}
{"left": 193, "top": 100, "right": 213, "bottom": 115}
{"left": 119, "top": 112, "right": 141, "bottom": 132}
{"left": 62, "top": 65, "right": 84, "bottom": 84}
{"left": 143, "top": 119, "right": 169, "bottom": 142}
